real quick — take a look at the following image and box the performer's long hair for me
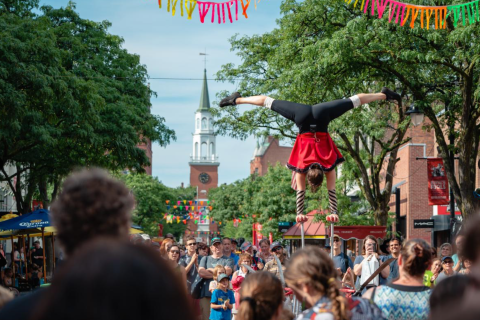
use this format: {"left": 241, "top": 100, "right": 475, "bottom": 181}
{"left": 306, "top": 164, "right": 324, "bottom": 193}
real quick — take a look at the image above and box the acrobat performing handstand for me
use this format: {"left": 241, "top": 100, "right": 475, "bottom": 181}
{"left": 219, "top": 88, "right": 401, "bottom": 224}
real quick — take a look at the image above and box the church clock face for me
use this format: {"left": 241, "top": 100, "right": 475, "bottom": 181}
{"left": 199, "top": 172, "right": 210, "bottom": 184}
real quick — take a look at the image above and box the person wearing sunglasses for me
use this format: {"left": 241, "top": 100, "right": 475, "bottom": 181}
{"left": 179, "top": 235, "right": 200, "bottom": 293}
{"left": 435, "top": 256, "right": 456, "bottom": 284}
{"left": 264, "top": 242, "right": 287, "bottom": 280}
{"left": 332, "top": 234, "right": 353, "bottom": 277}
{"left": 168, "top": 244, "right": 187, "bottom": 287}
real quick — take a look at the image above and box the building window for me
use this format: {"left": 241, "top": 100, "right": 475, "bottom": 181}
{"left": 209, "top": 118, "right": 214, "bottom": 129}
{"left": 210, "top": 142, "right": 215, "bottom": 156}
{"left": 201, "top": 142, "right": 207, "bottom": 159}
{"left": 202, "top": 117, "right": 207, "bottom": 129}
{"left": 196, "top": 118, "right": 200, "bottom": 130}
{"left": 195, "top": 142, "right": 199, "bottom": 159}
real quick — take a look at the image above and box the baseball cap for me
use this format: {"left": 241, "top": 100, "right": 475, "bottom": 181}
{"left": 333, "top": 234, "right": 340, "bottom": 239}
{"left": 240, "top": 241, "right": 252, "bottom": 251}
{"left": 211, "top": 237, "right": 222, "bottom": 245}
{"left": 217, "top": 273, "right": 229, "bottom": 282}
{"left": 270, "top": 241, "right": 283, "bottom": 250}
{"left": 165, "top": 233, "right": 174, "bottom": 239}
{"left": 324, "top": 244, "right": 331, "bottom": 249}
{"left": 231, "top": 238, "right": 238, "bottom": 243}
{"left": 442, "top": 256, "right": 453, "bottom": 262}
{"left": 141, "top": 234, "right": 151, "bottom": 241}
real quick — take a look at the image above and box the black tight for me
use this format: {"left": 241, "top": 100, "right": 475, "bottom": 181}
{"left": 271, "top": 98, "right": 354, "bottom": 133}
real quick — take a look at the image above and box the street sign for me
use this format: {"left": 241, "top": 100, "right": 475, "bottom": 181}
{"left": 278, "top": 222, "right": 294, "bottom": 233}
{"left": 413, "top": 219, "right": 435, "bottom": 228}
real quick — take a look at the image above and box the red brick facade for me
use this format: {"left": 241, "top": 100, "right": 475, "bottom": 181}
{"left": 385, "top": 122, "right": 480, "bottom": 243}
{"left": 137, "top": 138, "right": 153, "bottom": 175}
{"left": 250, "top": 136, "right": 292, "bottom": 176}
{"left": 189, "top": 164, "right": 219, "bottom": 198}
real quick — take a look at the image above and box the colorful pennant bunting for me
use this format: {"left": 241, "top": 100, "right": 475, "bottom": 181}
{"left": 344, "top": 0, "right": 480, "bottom": 29}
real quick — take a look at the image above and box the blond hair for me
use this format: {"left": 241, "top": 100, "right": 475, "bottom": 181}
{"left": 213, "top": 265, "right": 226, "bottom": 280}
{"left": 284, "top": 246, "right": 348, "bottom": 320}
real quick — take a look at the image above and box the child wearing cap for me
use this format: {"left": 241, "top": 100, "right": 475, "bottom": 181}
{"left": 210, "top": 273, "right": 235, "bottom": 320}
{"left": 209, "top": 265, "right": 233, "bottom": 293}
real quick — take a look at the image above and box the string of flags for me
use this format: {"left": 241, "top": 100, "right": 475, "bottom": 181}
{"left": 161, "top": 199, "right": 251, "bottom": 227}
{"left": 343, "top": 0, "right": 480, "bottom": 29}
{"left": 151, "top": 0, "right": 257, "bottom": 24}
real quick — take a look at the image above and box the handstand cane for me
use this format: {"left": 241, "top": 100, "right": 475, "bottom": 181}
{"left": 301, "top": 223, "right": 305, "bottom": 248}
{"left": 330, "top": 222, "right": 334, "bottom": 259}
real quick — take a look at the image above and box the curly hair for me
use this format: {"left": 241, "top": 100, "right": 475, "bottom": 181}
{"left": 50, "top": 168, "right": 134, "bottom": 256}
{"left": 285, "top": 246, "right": 348, "bottom": 320}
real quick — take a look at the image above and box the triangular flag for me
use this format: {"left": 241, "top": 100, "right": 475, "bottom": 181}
{"left": 166, "top": 200, "right": 170, "bottom": 204}
{"left": 186, "top": 206, "right": 189, "bottom": 210}
{"left": 209, "top": 206, "right": 212, "bottom": 210}
{"left": 200, "top": 201, "right": 204, "bottom": 205}
{"left": 167, "top": 205, "right": 170, "bottom": 210}
{"left": 189, "top": 201, "right": 192, "bottom": 205}
{"left": 183, "top": 200, "right": 186, "bottom": 204}
{"left": 219, "top": 221, "right": 222, "bottom": 225}
{"left": 183, "top": 219, "right": 187, "bottom": 224}
{"left": 174, "top": 205, "right": 177, "bottom": 209}
{"left": 180, "top": 206, "right": 183, "bottom": 210}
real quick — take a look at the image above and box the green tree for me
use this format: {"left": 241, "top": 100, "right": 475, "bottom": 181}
{"left": 118, "top": 173, "right": 196, "bottom": 238}
{"left": 214, "top": 0, "right": 480, "bottom": 223}
{"left": 0, "top": 1, "right": 175, "bottom": 213}
{"left": 210, "top": 164, "right": 365, "bottom": 239}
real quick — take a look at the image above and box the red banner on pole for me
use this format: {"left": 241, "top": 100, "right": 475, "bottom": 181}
{"left": 427, "top": 158, "right": 449, "bottom": 205}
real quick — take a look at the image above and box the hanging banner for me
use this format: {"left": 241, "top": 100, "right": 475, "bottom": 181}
{"left": 343, "top": 0, "right": 480, "bottom": 29}
{"left": 427, "top": 158, "right": 449, "bottom": 205}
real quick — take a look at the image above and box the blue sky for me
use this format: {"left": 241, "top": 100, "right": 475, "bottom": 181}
{"left": 40, "top": 0, "right": 283, "bottom": 188}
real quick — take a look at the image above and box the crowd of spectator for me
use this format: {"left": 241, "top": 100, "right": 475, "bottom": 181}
{"left": 0, "top": 167, "right": 480, "bottom": 320}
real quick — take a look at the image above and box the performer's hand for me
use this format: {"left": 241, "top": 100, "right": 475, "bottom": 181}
{"left": 296, "top": 215, "right": 308, "bottom": 223}
{"left": 326, "top": 214, "right": 339, "bottom": 223}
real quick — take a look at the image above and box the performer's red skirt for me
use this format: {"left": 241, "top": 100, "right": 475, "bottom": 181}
{"left": 287, "top": 132, "right": 344, "bottom": 173}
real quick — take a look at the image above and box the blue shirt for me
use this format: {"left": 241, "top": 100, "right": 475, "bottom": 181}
{"left": 210, "top": 289, "right": 235, "bottom": 320}
{"left": 229, "top": 252, "right": 239, "bottom": 266}
{"left": 386, "top": 254, "right": 399, "bottom": 283}
{"left": 332, "top": 252, "right": 353, "bottom": 274}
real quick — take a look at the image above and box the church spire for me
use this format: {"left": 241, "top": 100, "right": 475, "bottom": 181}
{"left": 197, "top": 69, "right": 210, "bottom": 112}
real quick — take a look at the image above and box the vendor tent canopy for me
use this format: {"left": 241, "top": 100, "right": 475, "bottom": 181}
{"left": 330, "top": 226, "right": 387, "bottom": 240}
{"left": 0, "top": 209, "right": 51, "bottom": 231}
{"left": 283, "top": 210, "right": 327, "bottom": 240}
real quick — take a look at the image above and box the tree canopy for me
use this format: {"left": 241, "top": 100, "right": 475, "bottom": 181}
{"left": 0, "top": 0, "right": 175, "bottom": 213}
{"left": 213, "top": 0, "right": 480, "bottom": 222}
{"left": 209, "top": 164, "right": 374, "bottom": 239}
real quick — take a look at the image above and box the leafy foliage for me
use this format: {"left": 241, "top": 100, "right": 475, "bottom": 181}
{"left": 118, "top": 173, "right": 195, "bottom": 238}
{"left": 0, "top": 1, "right": 175, "bottom": 213}
{"left": 210, "top": 164, "right": 367, "bottom": 240}
{"left": 213, "top": 0, "right": 480, "bottom": 221}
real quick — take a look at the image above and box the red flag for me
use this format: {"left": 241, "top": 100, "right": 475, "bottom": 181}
{"left": 427, "top": 158, "right": 449, "bottom": 205}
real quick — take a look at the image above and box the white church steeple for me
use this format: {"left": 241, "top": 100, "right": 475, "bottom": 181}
{"left": 190, "top": 69, "right": 218, "bottom": 163}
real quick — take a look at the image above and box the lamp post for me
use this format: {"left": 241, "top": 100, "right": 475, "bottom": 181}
{"left": 406, "top": 103, "right": 425, "bottom": 127}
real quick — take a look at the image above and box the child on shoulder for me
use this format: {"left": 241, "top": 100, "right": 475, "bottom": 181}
{"left": 209, "top": 265, "right": 232, "bottom": 293}
{"left": 210, "top": 273, "right": 235, "bottom": 320}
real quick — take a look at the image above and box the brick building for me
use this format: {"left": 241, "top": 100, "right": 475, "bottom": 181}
{"left": 385, "top": 123, "right": 479, "bottom": 246}
{"left": 250, "top": 136, "right": 292, "bottom": 176}
{"left": 137, "top": 138, "right": 153, "bottom": 175}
